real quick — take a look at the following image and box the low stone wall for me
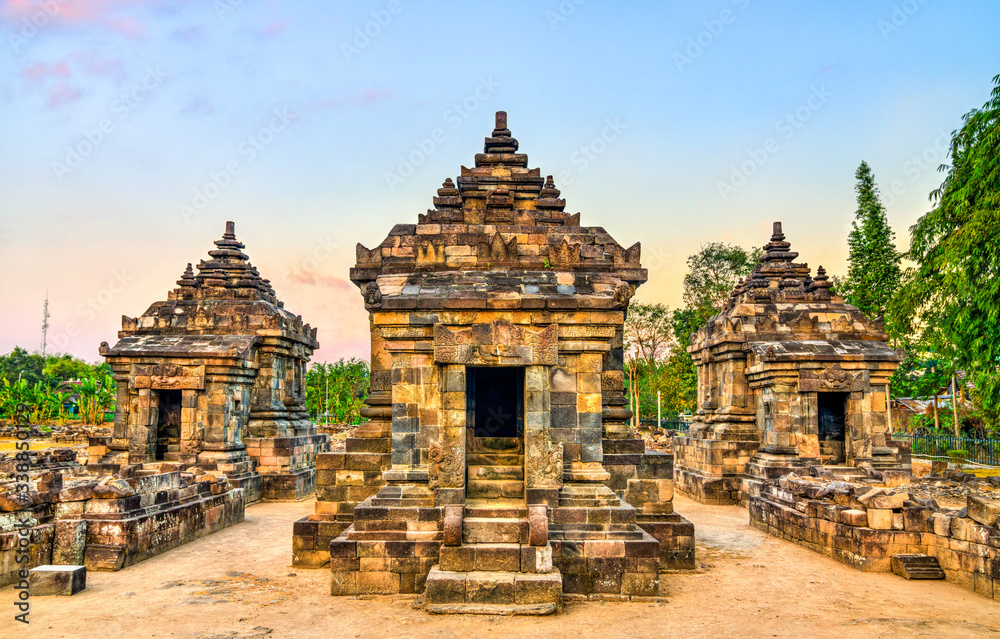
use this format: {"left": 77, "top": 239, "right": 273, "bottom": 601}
{"left": 673, "top": 433, "right": 759, "bottom": 505}
{"left": 0, "top": 450, "right": 246, "bottom": 581}
{"left": 749, "top": 476, "right": 1000, "bottom": 599}
{"left": 247, "top": 434, "right": 330, "bottom": 501}
{"left": 291, "top": 426, "right": 392, "bottom": 567}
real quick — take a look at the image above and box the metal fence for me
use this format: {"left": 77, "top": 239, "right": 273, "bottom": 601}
{"left": 891, "top": 433, "right": 1000, "bottom": 466}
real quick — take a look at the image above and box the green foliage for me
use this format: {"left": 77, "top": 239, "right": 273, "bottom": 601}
{"left": 0, "top": 348, "right": 115, "bottom": 424}
{"left": 841, "top": 161, "right": 902, "bottom": 319}
{"left": 681, "top": 242, "right": 764, "bottom": 313}
{"left": 947, "top": 449, "right": 969, "bottom": 469}
{"left": 306, "top": 358, "right": 369, "bottom": 424}
{"left": 889, "top": 73, "right": 1000, "bottom": 424}
{"left": 77, "top": 375, "right": 115, "bottom": 424}
{"left": 624, "top": 243, "right": 760, "bottom": 423}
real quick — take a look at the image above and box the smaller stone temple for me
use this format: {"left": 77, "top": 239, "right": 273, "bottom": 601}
{"left": 672, "top": 222, "right": 908, "bottom": 505}
{"left": 97, "top": 222, "right": 328, "bottom": 502}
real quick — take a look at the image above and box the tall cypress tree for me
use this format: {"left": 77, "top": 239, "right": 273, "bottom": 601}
{"left": 842, "top": 161, "right": 902, "bottom": 319}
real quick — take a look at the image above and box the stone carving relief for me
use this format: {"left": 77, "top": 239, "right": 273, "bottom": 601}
{"left": 526, "top": 431, "right": 563, "bottom": 489}
{"left": 428, "top": 439, "right": 463, "bottom": 490}
{"left": 434, "top": 320, "right": 558, "bottom": 366}
{"left": 356, "top": 243, "right": 382, "bottom": 265}
{"left": 550, "top": 236, "right": 581, "bottom": 267}
{"left": 364, "top": 282, "right": 382, "bottom": 308}
{"left": 610, "top": 241, "right": 641, "bottom": 267}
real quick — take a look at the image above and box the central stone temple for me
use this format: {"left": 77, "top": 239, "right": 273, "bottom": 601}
{"left": 297, "top": 112, "right": 693, "bottom": 614}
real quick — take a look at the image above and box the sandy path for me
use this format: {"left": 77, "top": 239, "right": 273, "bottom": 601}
{"left": 3, "top": 495, "right": 999, "bottom": 638}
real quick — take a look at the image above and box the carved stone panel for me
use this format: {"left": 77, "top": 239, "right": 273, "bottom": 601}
{"left": 434, "top": 320, "right": 558, "bottom": 366}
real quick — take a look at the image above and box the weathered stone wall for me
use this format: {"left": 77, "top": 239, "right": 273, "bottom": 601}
{"left": 750, "top": 476, "right": 1000, "bottom": 599}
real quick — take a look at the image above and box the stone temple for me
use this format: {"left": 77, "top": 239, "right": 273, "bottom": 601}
{"left": 97, "top": 222, "right": 328, "bottom": 502}
{"left": 673, "top": 222, "right": 909, "bottom": 505}
{"left": 292, "top": 112, "right": 694, "bottom": 613}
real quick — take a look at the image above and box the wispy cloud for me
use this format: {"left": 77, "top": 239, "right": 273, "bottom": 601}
{"left": 0, "top": 0, "right": 163, "bottom": 37}
{"left": 319, "top": 87, "right": 392, "bottom": 109}
{"left": 20, "top": 60, "right": 70, "bottom": 82}
{"left": 286, "top": 268, "right": 355, "bottom": 292}
{"left": 258, "top": 20, "right": 288, "bottom": 38}
{"left": 47, "top": 81, "right": 81, "bottom": 108}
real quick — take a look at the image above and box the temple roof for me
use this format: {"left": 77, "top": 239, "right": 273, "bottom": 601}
{"left": 350, "top": 112, "right": 646, "bottom": 310}
{"left": 105, "top": 222, "right": 318, "bottom": 350}
{"left": 689, "top": 222, "right": 894, "bottom": 353}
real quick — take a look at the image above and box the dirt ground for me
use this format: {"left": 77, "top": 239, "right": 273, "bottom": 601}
{"left": 4, "top": 495, "right": 999, "bottom": 639}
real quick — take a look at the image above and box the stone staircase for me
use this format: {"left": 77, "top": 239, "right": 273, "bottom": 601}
{"left": 466, "top": 452, "right": 526, "bottom": 500}
{"left": 891, "top": 554, "right": 946, "bottom": 580}
{"left": 423, "top": 453, "right": 562, "bottom": 615}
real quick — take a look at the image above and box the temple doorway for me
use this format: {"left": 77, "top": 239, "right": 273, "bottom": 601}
{"left": 155, "top": 389, "right": 183, "bottom": 461}
{"left": 465, "top": 367, "right": 525, "bottom": 500}
{"left": 818, "top": 392, "right": 848, "bottom": 464}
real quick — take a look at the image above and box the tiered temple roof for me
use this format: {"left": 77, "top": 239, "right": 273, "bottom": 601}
{"left": 691, "top": 222, "right": 894, "bottom": 352}
{"left": 102, "top": 222, "right": 317, "bottom": 357}
{"left": 350, "top": 112, "right": 646, "bottom": 311}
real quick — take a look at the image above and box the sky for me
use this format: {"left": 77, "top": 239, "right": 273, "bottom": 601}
{"left": 1, "top": 0, "right": 998, "bottom": 364}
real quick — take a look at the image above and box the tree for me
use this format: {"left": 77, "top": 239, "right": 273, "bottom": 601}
{"left": 305, "top": 358, "right": 370, "bottom": 425}
{"left": 889, "top": 73, "right": 1000, "bottom": 427}
{"left": 624, "top": 303, "right": 675, "bottom": 426}
{"left": 841, "top": 161, "right": 902, "bottom": 319}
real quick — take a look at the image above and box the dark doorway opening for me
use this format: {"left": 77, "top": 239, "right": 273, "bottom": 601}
{"left": 155, "top": 389, "right": 182, "bottom": 461}
{"left": 818, "top": 392, "right": 848, "bottom": 464}
{"left": 467, "top": 367, "right": 524, "bottom": 439}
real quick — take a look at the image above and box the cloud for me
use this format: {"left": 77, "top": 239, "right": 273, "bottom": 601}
{"left": 258, "top": 20, "right": 288, "bottom": 38}
{"left": 72, "top": 51, "right": 126, "bottom": 82}
{"left": 285, "top": 268, "right": 356, "bottom": 292}
{"left": 319, "top": 88, "right": 392, "bottom": 109}
{"left": 0, "top": 0, "right": 161, "bottom": 38}
{"left": 172, "top": 25, "right": 201, "bottom": 41}
{"left": 47, "top": 81, "right": 81, "bottom": 108}
{"left": 20, "top": 60, "right": 70, "bottom": 82}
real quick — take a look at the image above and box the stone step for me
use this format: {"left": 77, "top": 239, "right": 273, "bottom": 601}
{"left": 423, "top": 567, "right": 562, "bottom": 615}
{"left": 465, "top": 499, "right": 527, "bottom": 519}
{"left": 463, "top": 517, "right": 528, "bottom": 544}
{"left": 440, "top": 543, "right": 521, "bottom": 572}
{"left": 467, "top": 453, "right": 524, "bottom": 467}
{"left": 468, "top": 465, "right": 524, "bottom": 480}
{"left": 467, "top": 480, "right": 525, "bottom": 500}
{"left": 891, "top": 554, "right": 946, "bottom": 580}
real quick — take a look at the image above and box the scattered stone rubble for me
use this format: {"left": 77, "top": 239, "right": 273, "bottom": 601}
{"left": 0, "top": 447, "right": 244, "bottom": 587}
{"left": 750, "top": 466, "right": 1000, "bottom": 599}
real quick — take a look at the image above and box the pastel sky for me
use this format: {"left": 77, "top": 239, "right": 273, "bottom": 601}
{"left": 1, "top": 0, "right": 998, "bottom": 364}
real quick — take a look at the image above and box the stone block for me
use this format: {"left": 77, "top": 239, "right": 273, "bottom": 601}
{"left": 467, "top": 572, "right": 515, "bottom": 605}
{"left": 868, "top": 509, "right": 893, "bottom": 530}
{"left": 968, "top": 495, "right": 1000, "bottom": 527}
{"left": 52, "top": 520, "right": 87, "bottom": 566}
{"left": 28, "top": 565, "right": 86, "bottom": 596}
